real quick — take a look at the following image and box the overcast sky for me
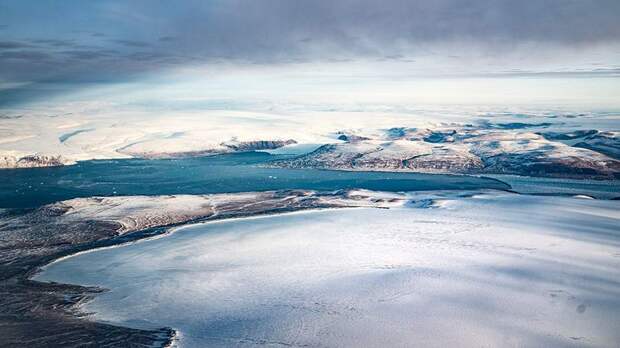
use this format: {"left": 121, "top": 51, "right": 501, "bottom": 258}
{"left": 1, "top": 0, "right": 619, "bottom": 106}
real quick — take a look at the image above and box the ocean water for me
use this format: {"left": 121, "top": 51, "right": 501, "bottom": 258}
{"left": 0, "top": 152, "right": 512, "bottom": 208}
{"left": 2, "top": 151, "right": 618, "bottom": 209}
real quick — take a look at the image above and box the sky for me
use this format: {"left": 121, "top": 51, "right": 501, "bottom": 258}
{"left": 1, "top": 0, "right": 620, "bottom": 107}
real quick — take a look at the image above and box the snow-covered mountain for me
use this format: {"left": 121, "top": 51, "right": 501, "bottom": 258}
{"left": 274, "top": 126, "right": 620, "bottom": 179}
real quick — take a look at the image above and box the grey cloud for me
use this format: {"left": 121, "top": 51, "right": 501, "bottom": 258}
{"left": 492, "top": 68, "right": 620, "bottom": 78}
{"left": 124, "top": 51, "right": 170, "bottom": 62}
{"left": 3, "top": 1, "right": 620, "bottom": 70}
{"left": 0, "top": 41, "right": 31, "bottom": 49}
{"left": 1, "top": 0, "right": 620, "bottom": 106}
{"left": 60, "top": 49, "right": 119, "bottom": 60}
{"left": 0, "top": 50, "right": 52, "bottom": 60}
{"left": 147, "top": 0, "right": 620, "bottom": 60}
{"left": 30, "top": 39, "right": 77, "bottom": 47}
{"left": 111, "top": 39, "right": 150, "bottom": 48}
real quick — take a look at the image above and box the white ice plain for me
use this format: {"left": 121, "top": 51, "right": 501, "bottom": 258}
{"left": 36, "top": 193, "right": 620, "bottom": 347}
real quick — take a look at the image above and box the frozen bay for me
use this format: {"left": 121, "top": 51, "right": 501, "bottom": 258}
{"left": 36, "top": 193, "right": 620, "bottom": 347}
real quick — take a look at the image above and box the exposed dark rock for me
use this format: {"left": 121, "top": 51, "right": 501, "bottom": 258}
{"left": 573, "top": 132, "right": 620, "bottom": 160}
{"left": 222, "top": 139, "right": 297, "bottom": 151}
{"left": 404, "top": 149, "right": 484, "bottom": 172}
{"left": 480, "top": 152, "right": 620, "bottom": 179}
{"left": 337, "top": 134, "right": 370, "bottom": 142}
{"left": 540, "top": 129, "right": 598, "bottom": 141}
{"left": 494, "top": 122, "right": 553, "bottom": 129}
{"left": 0, "top": 154, "right": 74, "bottom": 169}
{"left": 475, "top": 120, "right": 554, "bottom": 130}
{"left": 423, "top": 130, "right": 457, "bottom": 143}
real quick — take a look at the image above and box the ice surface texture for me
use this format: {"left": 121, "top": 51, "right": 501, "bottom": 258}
{"left": 37, "top": 193, "right": 620, "bottom": 347}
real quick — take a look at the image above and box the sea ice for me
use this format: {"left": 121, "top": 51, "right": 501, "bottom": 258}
{"left": 36, "top": 193, "right": 620, "bottom": 347}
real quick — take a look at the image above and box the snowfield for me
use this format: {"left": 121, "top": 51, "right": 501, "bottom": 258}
{"left": 2, "top": 104, "right": 619, "bottom": 179}
{"left": 36, "top": 193, "right": 620, "bottom": 347}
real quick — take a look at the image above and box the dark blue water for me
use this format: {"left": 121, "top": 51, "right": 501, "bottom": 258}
{"left": 0, "top": 152, "right": 511, "bottom": 208}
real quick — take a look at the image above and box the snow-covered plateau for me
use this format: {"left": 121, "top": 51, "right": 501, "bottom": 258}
{"left": 35, "top": 192, "right": 620, "bottom": 347}
{"left": 1, "top": 106, "right": 619, "bottom": 179}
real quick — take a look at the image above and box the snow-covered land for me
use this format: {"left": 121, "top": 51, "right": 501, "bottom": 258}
{"left": 36, "top": 193, "right": 620, "bottom": 347}
{"left": 275, "top": 125, "right": 620, "bottom": 179}
{"left": 0, "top": 189, "right": 411, "bottom": 347}
{"left": 1, "top": 104, "right": 619, "bottom": 179}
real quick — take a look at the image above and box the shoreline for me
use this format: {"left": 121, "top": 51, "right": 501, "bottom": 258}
{"left": 32, "top": 207, "right": 371, "bottom": 347}
{"left": 33, "top": 206, "right": 365, "bottom": 282}
{"left": 2, "top": 187, "right": 618, "bottom": 346}
{"left": 1, "top": 150, "right": 618, "bottom": 181}
{"left": 0, "top": 190, "right": 409, "bottom": 347}
{"left": 30, "top": 192, "right": 620, "bottom": 347}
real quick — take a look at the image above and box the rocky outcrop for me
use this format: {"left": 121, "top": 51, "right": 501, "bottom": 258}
{"left": 573, "top": 131, "right": 620, "bottom": 160}
{"left": 404, "top": 148, "right": 484, "bottom": 172}
{"left": 540, "top": 129, "right": 599, "bottom": 141}
{"left": 423, "top": 130, "right": 457, "bottom": 143}
{"left": 0, "top": 154, "right": 75, "bottom": 169}
{"left": 118, "top": 139, "right": 298, "bottom": 160}
{"left": 221, "top": 139, "right": 297, "bottom": 151}
{"left": 335, "top": 132, "right": 371, "bottom": 142}
{"left": 538, "top": 130, "right": 620, "bottom": 160}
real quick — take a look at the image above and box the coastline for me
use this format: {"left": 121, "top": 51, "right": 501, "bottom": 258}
{"left": 32, "top": 192, "right": 620, "bottom": 347}
{"left": 2, "top": 151, "right": 618, "bottom": 181}
{"left": 0, "top": 190, "right": 408, "bottom": 347}
{"left": 2, "top": 182, "right": 618, "bottom": 346}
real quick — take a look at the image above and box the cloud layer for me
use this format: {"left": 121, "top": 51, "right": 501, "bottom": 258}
{"left": 1, "top": 0, "right": 619, "bottom": 105}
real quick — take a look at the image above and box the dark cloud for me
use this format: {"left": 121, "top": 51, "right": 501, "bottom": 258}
{"left": 3, "top": 1, "right": 620, "bottom": 67}
{"left": 60, "top": 49, "right": 119, "bottom": 60}
{"left": 124, "top": 51, "right": 170, "bottom": 62}
{"left": 111, "top": 39, "right": 150, "bottom": 48}
{"left": 1, "top": 0, "right": 619, "bottom": 106}
{"left": 30, "top": 39, "right": 77, "bottom": 47}
{"left": 140, "top": 0, "right": 620, "bottom": 60}
{"left": 0, "top": 41, "right": 31, "bottom": 49}
{"left": 0, "top": 50, "right": 52, "bottom": 60}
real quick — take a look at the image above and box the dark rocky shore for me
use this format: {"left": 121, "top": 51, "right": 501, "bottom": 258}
{"left": 0, "top": 190, "right": 404, "bottom": 347}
